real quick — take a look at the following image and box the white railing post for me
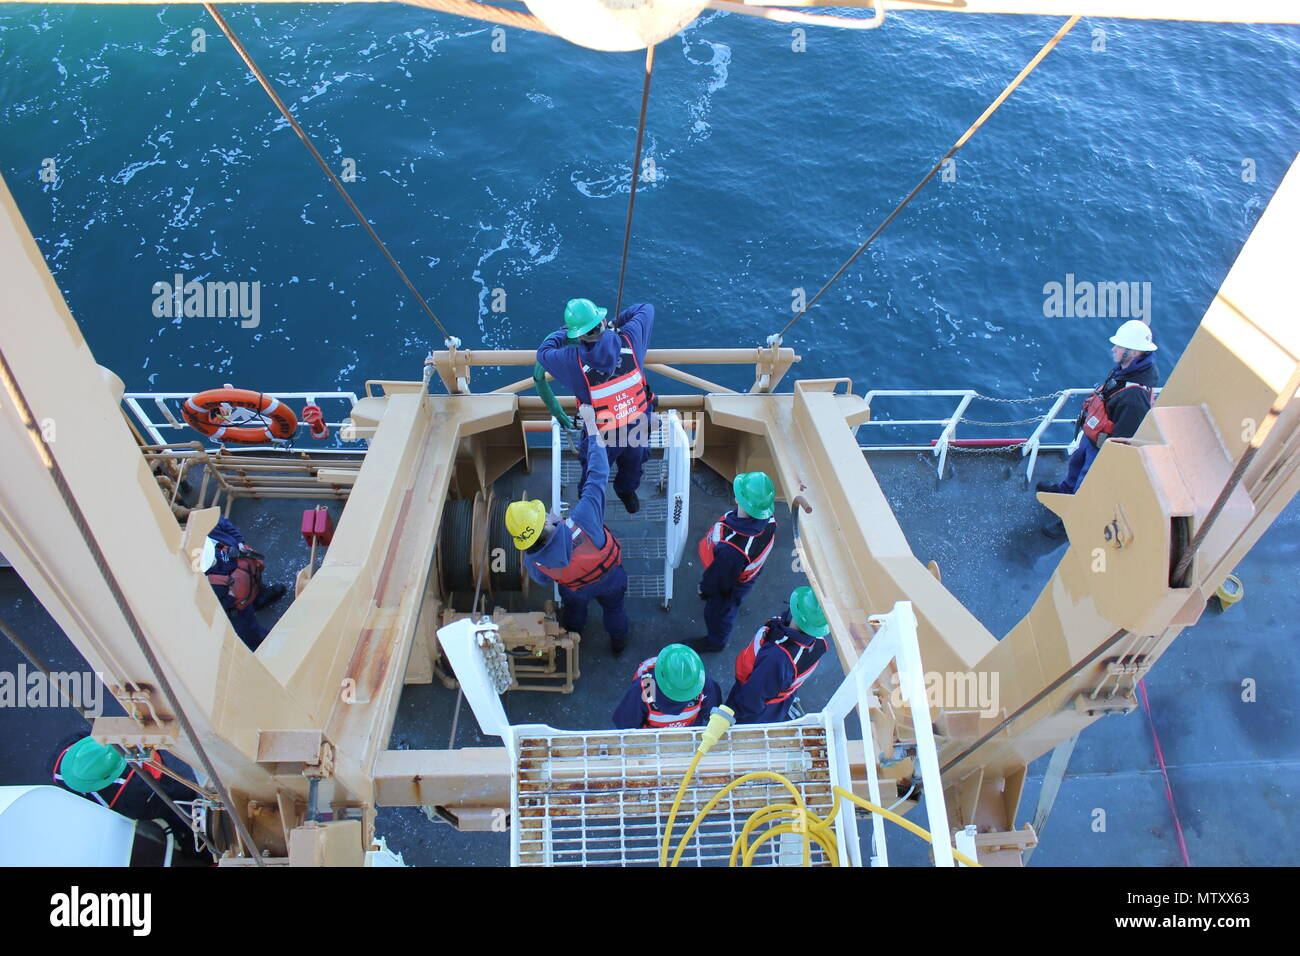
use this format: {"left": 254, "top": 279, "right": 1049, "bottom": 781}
{"left": 933, "top": 392, "right": 974, "bottom": 479}
{"left": 663, "top": 411, "right": 691, "bottom": 609}
{"left": 550, "top": 418, "right": 563, "bottom": 605}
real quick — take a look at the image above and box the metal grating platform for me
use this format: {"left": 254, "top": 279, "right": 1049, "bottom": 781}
{"left": 603, "top": 496, "right": 667, "bottom": 522}
{"left": 561, "top": 458, "right": 667, "bottom": 489}
{"left": 513, "top": 722, "right": 836, "bottom": 867}
{"left": 619, "top": 537, "right": 667, "bottom": 560}
{"left": 624, "top": 574, "right": 665, "bottom": 598}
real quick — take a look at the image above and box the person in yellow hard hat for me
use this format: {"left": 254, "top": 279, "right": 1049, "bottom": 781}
{"left": 507, "top": 404, "right": 630, "bottom": 653}
{"left": 689, "top": 471, "right": 778, "bottom": 654}
{"left": 536, "top": 297, "right": 656, "bottom": 514}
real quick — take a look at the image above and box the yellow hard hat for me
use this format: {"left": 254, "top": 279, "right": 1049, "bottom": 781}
{"left": 506, "top": 499, "right": 548, "bottom": 550}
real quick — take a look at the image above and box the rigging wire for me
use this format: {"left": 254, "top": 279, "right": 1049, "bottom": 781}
{"left": 203, "top": 3, "right": 456, "bottom": 344}
{"left": 614, "top": 43, "right": 657, "bottom": 320}
{"left": 0, "top": 613, "right": 224, "bottom": 859}
{"left": 0, "top": 346, "right": 264, "bottom": 864}
{"left": 775, "top": 14, "right": 1081, "bottom": 340}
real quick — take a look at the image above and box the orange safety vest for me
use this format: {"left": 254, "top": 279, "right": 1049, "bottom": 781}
{"left": 1080, "top": 382, "right": 1153, "bottom": 443}
{"left": 734, "top": 619, "right": 829, "bottom": 706}
{"left": 697, "top": 515, "right": 776, "bottom": 585}
{"left": 206, "top": 554, "right": 265, "bottom": 611}
{"left": 533, "top": 519, "right": 622, "bottom": 590}
{"left": 635, "top": 657, "right": 705, "bottom": 728}
{"left": 580, "top": 332, "right": 652, "bottom": 433}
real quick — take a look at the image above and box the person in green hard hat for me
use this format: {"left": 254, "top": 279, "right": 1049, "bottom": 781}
{"left": 51, "top": 734, "right": 209, "bottom": 860}
{"left": 536, "top": 297, "right": 656, "bottom": 513}
{"left": 688, "top": 471, "right": 778, "bottom": 654}
{"left": 612, "top": 643, "right": 723, "bottom": 729}
{"left": 726, "top": 586, "right": 832, "bottom": 724}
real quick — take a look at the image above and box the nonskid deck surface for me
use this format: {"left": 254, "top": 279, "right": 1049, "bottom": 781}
{"left": 2, "top": 448, "right": 1296, "bottom": 865}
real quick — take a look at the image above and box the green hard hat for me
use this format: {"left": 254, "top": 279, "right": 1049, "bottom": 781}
{"left": 655, "top": 644, "right": 707, "bottom": 702}
{"left": 61, "top": 737, "right": 127, "bottom": 794}
{"left": 790, "top": 586, "right": 830, "bottom": 637}
{"left": 564, "top": 298, "right": 608, "bottom": 339}
{"left": 733, "top": 471, "right": 776, "bottom": 519}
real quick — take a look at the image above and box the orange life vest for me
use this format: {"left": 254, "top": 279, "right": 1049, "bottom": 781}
{"left": 580, "top": 332, "right": 652, "bottom": 433}
{"left": 533, "top": 519, "right": 622, "bottom": 590}
{"left": 206, "top": 554, "right": 265, "bottom": 611}
{"left": 697, "top": 514, "right": 776, "bottom": 585}
{"left": 1081, "top": 382, "right": 1153, "bottom": 443}
{"left": 635, "top": 657, "right": 705, "bottom": 728}
{"left": 734, "top": 619, "right": 829, "bottom": 706}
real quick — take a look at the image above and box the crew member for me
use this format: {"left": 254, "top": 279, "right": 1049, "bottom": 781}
{"left": 200, "top": 516, "right": 287, "bottom": 651}
{"left": 508, "top": 404, "right": 631, "bottom": 653}
{"left": 726, "top": 586, "right": 831, "bottom": 724}
{"left": 536, "top": 297, "right": 656, "bottom": 513}
{"left": 612, "top": 643, "right": 722, "bottom": 729}
{"left": 52, "top": 734, "right": 210, "bottom": 863}
{"left": 1037, "top": 320, "right": 1159, "bottom": 539}
{"left": 690, "top": 471, "right": 777, "bottom": 654}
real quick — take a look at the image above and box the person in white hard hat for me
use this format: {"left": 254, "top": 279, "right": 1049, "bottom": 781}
{"left": 1037, "top": 320, "right": 1159, "bottom": 538}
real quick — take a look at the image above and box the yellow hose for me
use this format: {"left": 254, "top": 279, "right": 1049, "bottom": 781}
{"left": 830, "top": 786, "right": 982, "bottom": 867}
{"left": 743, "top": 822, "right": 839, "bottom": 868}
{"left": 658, "top": 747, "right": 704, "bottom": 868}
{"left": 670, "top": 771, "right": 808, "bottom": 867}
{"left": 658, "top": 708, "right": 981, "bottom": 867}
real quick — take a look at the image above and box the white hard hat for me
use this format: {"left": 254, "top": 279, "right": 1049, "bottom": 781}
{"left": 200, "top": 536, "right": 218, "bottom": 572}
{"left": 1110, "top": 320, "right": 1157, "bottom": 352}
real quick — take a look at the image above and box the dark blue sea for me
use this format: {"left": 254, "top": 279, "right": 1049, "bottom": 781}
{"left": 2, "top": 5, "right": 1297, "bottom": 396}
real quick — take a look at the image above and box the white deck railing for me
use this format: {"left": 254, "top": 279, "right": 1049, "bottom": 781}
{"left": 121, "top": 390, "right": 361, "bottom": 455}
{"left": 859, "top": 387, "right": 1160, "bottom": 481}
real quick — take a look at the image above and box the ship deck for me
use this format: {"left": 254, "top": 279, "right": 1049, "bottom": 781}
{"left": 3, "top": 444, "right": 1297, "bottom": 866}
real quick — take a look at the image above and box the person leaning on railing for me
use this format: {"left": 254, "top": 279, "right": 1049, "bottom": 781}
{"left": 1036, "top": 320, "right": 1159, "bottom": 540}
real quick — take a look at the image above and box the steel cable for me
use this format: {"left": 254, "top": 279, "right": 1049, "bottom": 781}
{"left": 614, "top": 43, "right": 656, "bottom": 320}
{"left": 776, "top": 15, "right": 1081, "bottom": 340}
{"left": 0, "top": 347, "right": 263, "bottom": 864}
{"left": 204, "top": 4, "right": 455, "bottom": 343}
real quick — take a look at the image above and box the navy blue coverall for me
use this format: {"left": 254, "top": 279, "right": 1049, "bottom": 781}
{"left": 205, "top": 516, "right": 276, "bottom": 652}
{"left": 1058, "top": 354, "right": 1158, "bottom": 494}
{"left": 698, "top": 510, "right": 774, "bottom": 650}
{"left": 524, "top": 438, "right": 629, "bottom": 642}
{"left": 537, "top": 303, "right": 655, "bottom": 498}
{"left": 726, "top": 618, "right": 827, "bottom": 724}
{"left": 612, "top": 668, "right": 723, "bottom": 729}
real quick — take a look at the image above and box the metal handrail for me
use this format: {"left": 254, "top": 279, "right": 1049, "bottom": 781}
{"left": 858, "top": 387, "right": 1160, "bottom": 481}
{"left": 122, "top": 390, "right": 361, "bottom": 455}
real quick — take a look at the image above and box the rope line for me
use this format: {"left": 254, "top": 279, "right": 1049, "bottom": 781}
{"left": 204, "top": 3, "right": 454, "bottom": 342}
{"left": 0, "top": 346, "right": 263, "bottom": 864}
{"left": 614, "top": 43, "right": 656, "bottom": 321}
{"left": 776, "top": 15, "right": 1081, "bottom": 339}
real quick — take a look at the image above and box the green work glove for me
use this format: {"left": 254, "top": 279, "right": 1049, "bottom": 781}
{"left": 533, "top": 363, "right": 573, "bottom": 430}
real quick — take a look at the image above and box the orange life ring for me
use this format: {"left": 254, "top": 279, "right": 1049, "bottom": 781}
{"left": 183, "top": 389, "right": 299, "bottom": 444}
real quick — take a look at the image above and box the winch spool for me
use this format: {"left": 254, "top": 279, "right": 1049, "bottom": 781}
{"left": 439, "top": 499, "right": 475, "bottom": 596}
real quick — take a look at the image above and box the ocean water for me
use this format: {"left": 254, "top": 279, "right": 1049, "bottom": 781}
{"left": 1, "top": 5, "right": 1297, "bottom": 399}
